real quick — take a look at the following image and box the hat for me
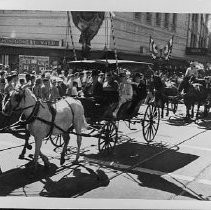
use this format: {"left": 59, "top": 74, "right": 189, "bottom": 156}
{"left": 6, "top": 74, "right": 13, "bottom": 82}
{"left": 134, "top": 72, "right": 143, "bottom": 78}
{"left": 43, "top": 77, "right": 49, "bottom": 82}
{"left": 119, "top": 72, "right": 126, "bottom": 77}
{"left": 0, "top": 78, "right": 5, "bottom": 84}
{"left": 0, "top": 70, "right": 5, "bottom": 76}
{"left": 92, "top": 69, "right": 99, "bottom": 77}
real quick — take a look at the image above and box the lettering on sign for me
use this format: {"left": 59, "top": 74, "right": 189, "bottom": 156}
{"left": 0, "top": 38, "right": 61, "bottom": 47}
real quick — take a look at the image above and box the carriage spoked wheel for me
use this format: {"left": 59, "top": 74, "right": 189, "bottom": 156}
{"left": 49, "top": 134, "right": 64, "bottom": 147}
{"left": 142, "top": 104, "right": 160, "bottom": 143}
{"left": 98, "top": 121, "right": 118, "bottom": 153}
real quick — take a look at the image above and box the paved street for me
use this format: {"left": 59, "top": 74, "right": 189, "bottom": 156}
{"left": 1, "top": 104, "right": 211, "bottom": 201}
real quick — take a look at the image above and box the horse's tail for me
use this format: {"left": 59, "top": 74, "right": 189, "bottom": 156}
{"left": 81, "top": 115, "right": 88, "bottom": 130}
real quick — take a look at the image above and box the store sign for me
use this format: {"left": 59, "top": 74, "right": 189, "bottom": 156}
{"left": 0, "top": 38, "right": 61, "bottom": 47}
{"left": 19, "top": 55, "right": 49, "bottom": 73}
{"left": 186, "top": 47, "right": 208, "bottom": 55}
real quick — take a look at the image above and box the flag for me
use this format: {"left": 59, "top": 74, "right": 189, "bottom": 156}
{"left": 149, "top": 36, "right": 158, "bottom": 59}
{"left": 163, "top": 36, "right": 174, "bottom": 60}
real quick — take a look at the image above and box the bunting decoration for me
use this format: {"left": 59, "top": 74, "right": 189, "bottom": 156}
{"left": 71, "top": 12, "right": 105, "bottom": 58}
{"left": 149, "top": 36, "right": 159, "bottom": 59}
{"left": 163, "top": 35, "right": 174, "bottom": 60}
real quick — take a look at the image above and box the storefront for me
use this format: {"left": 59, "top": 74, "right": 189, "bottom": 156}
{"left": 0, "top": 37, "right": 69, "bottom": 73}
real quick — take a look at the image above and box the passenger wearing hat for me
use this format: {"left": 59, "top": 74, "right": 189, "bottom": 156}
{"left": 113, "top": 71, "right": 133, "bottom": 117}
{"left": 84, "top": 69, "right": 103, "bottom": 99}
{"left": 128, "top": 73, "right": 147, "bottom": 115}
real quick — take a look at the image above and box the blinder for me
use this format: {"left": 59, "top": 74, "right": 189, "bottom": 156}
{"left": 5, "top": 88, "right": 26, "bottom": 112}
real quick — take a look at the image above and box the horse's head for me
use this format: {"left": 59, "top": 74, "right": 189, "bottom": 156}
{"left": 2, "top": 87, "right": 26, "bottom": 116}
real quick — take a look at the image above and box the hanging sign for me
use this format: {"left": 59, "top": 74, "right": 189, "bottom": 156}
{"left": 0, "top": 38, "right": 61, "bottom": 47}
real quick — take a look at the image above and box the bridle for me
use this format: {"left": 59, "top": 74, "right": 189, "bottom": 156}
{"left": 3, "top": 89, "right": 35, "bottom": 113}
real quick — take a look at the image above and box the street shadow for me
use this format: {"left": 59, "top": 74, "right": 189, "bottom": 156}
{"left": 166, "top": 116, "right": 195, "bottom": 127}
{"left": 85, "top": 142, "right": 198, "bottom": 173}
{"left": 137, "top": 172, "right": 200, "bottom": 200}
{"left": 40, "top": 165, "right": 109, "bottom": 197}
{"left": 0, "top": 163, "right": 58, "bottom": 196}
{"left": 83, "top": 141, "right": 199, "bottom": 200}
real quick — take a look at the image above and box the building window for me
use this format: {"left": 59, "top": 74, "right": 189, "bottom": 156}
{"left": 190, "top": 33, "right": 197, "bottom": 47}
{"left": 146, "top": 12, "right": 152, "bottom": 25}
{"left": 164, "top": 13, "right": 169, "bottom": 29}
{"left": 134, "top": 12, "right": 142, "bottom": 21}
{"left": 172, "top": 13, "right": 177, "bottom": 31}
{"left": 155, "top": 13, "right": 161, "bottom": 26}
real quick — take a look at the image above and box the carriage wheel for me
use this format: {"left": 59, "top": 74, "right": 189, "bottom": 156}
{"left": 98, "top": 121, "right": 118, "bottom": 153}
{"left": 49, "top": 134, "right": 64, "bottom": 147}
{"left": 142, "top": 104, "right": 160, "bottom": 143}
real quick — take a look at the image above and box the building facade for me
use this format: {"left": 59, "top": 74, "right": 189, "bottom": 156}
{"left": 0, "top": 10, "right": 210, "bottom": 73}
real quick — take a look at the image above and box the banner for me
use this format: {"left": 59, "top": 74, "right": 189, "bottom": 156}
{"left": 163, "top": 36, "right": 174, "bottom": 60}
{"left": 149, "top": 36, "right": 158, "bottom": 59}
{"left": 71, "top": 11, "right": 105, "bottom": 57}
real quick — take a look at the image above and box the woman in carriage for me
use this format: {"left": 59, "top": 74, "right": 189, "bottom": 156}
{"left": 112, "top": 70, "right": 133, "bottom": 118}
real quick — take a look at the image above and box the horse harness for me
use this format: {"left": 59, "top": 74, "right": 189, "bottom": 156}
{"left": 18, "top": 99, "right": 75, "bottom": 138}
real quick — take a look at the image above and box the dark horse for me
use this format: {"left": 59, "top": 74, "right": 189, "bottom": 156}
{"left": 151, "top": 75, "right": 178, "bottom": 118}
{"left": 0, "top": 93, "right": 31, "bottom": 159}
{"left": 178, "top": 76, "right": 209, "bottom": 119}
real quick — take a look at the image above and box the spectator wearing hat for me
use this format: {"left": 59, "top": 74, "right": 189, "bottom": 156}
{"left": 4, "top": 75, "right": 14, "bottom": 95}
{"left": 11, "top": 71, "right": 18, "bottom": 88}
{"left": 57, "top": 77, "right": 67, "bottom": 97}
{"left": 73, "top": 72, "right": 82, "bottom": 91}
{"left": 33, "top": 78, "right": 42, "bottom": 99}
{"left": 113, "top": 72, "right": 133, "bottom": 117}
{"left": 71, "top": 81, "right": 79, "bottom": 97}
{"left": 66, "top": 74, "right": 74, "bottom": 96}
{"left": 41, "top": 78, "right": 51, "bottom": 101}
{"left": 0, "top": 71, "right": 6, "bottom": 94}
{"left": 49, "top": 79, "right": 60, "bottom": 102}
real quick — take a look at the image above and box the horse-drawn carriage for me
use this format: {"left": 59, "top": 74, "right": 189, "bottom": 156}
{"left": 51, "top": 59, "right": 161, "bottom": 151}
{"left": 0, "top": 59, "right": 161, "bottom": 170}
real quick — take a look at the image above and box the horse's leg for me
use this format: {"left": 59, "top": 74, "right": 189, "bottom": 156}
{"left": 32, "top": 137, "right": 43, "bottom": 170}
{"left": 166, "top": 100, "right": 169, "bottom": 116}
{"left": 160, "top": 100, "right": 164, "bottom": 118}
{"left": 19, "top": 130, "right": 31, "bottom": 159}
{"left": 186, "top": 104, "right": 190, "bottom": 119}
{"left": 196, "top": 103, "right": 200, "bottom": 119}
{"left": 40, "top": 151, "right": 50, "bottom": 169}
{"left": 74, "top": 121, "right": 82, "bottom": 163}
{"left": 60, "top": 133, "right": 70, "bottom": 165}
{"left": 191, "top": 103, "right": 194, "bottom": 118}
{"left": 204, "top": 104, "right": 208, "bottom": 117}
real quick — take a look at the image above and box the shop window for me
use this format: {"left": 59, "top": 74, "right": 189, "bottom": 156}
{"left": 134, "top": 12, "right": 142, "bottom": 21}
{"left": 146, "top": 12, "right": 152, "bottom": 25}
{"left": 172, "top": 13, "right": 177, "bottom": 31}
{"left": 164, "top": 13, "right": 169, "bottom": 29}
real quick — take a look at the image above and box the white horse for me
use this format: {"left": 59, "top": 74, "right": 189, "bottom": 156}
{"left": 2, "top": 87, "right": 87, "bottom": 170}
